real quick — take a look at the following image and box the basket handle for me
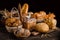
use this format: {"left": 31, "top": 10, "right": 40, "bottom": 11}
{"left": 11, "top": 7, "right": 20, "bottom": 19}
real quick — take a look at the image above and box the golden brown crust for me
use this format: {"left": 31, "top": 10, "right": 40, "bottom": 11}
{"left": 44, "top": 12, "right": 56, "bottom": 30}
{"left": 44, "top": 18, "right": 57, "bottom": 30}
{"left": 31, "top": 12, "right": 38, "bottom": 18}
{"left": 21, "top": 3, "right": 29, "bottom": 16}
{"left": 32, "top": 11, "right": 46, "bottom": 20}
{"left": 5, "top": 18, "right": 21, "bottom": 27}
{"left": 35, "top": 23, "right": 49, "bottom": 33}
{"left": 44, "top": 13, "right": 55, "bottom": 19}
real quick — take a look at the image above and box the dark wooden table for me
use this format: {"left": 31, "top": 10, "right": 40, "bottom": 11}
{"left": 0, "top": 24, "right": 60, "bottom": 40}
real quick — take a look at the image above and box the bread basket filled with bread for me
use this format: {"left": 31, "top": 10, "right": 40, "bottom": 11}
{"left": 5, "top": 7, "right": 22, "bottom": 33}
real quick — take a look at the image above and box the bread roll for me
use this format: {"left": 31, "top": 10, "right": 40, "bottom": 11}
{"left": 44, "top": 13, "right": 57, "bottom": 30}
{"left": 35, "top": 23, "right": 49, "bottom": 33}
{"left": 45, "top": 19, "right": 57, "bottom": 30}
{"left": 5, "top": 18, "right": 21, "bottom": 27}
{"left": 14, "top": 28, "right": 31, "bottom": 37}
{"left": 5, "top": 18, "right": 22, "bottom": 32}
{"left": 32, "top": 11, "right": 46, "bottom": 23}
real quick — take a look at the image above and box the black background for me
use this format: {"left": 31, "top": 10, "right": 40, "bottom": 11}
{"left": 0, "top": 0, "right": 60, "bottom": 40}
{"left": 0, "top": 0, "right": 60, "bottom": 27}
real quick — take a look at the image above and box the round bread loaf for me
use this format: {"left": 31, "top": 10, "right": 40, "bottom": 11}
{"left": 35, "top": 23, "right": 49, "bottom": 33}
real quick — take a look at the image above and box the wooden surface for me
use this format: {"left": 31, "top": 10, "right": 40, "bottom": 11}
{"left": 0, "top": 24, "right": 60, "bottom": 40}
